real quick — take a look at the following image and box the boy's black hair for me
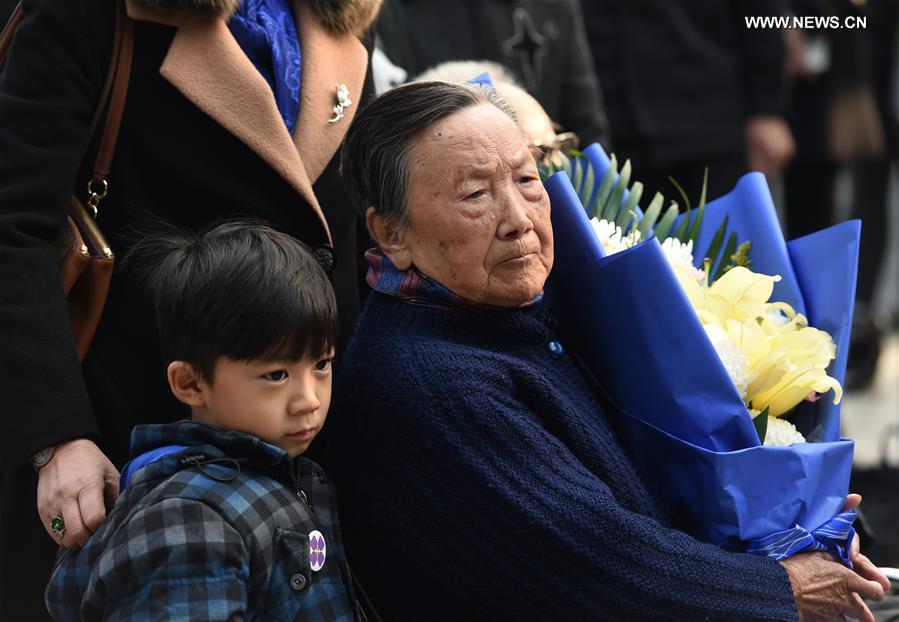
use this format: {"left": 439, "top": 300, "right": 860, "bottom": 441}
{"left": 126, "top": 220, "right": 338, "bottom": 382}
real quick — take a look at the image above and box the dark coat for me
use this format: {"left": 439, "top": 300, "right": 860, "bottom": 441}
{"left": 0, "top": 0, "right": 372, "bottom": 474}
{"left": 583, "top": 0, "right": 788, "bottom": 165}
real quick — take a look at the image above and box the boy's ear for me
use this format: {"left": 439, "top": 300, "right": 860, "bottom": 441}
{"left": 167, "top": 361, "right": 207, "bottom": 408}
{"left": 366, "top": 206, "right": 412, "bottom": 270}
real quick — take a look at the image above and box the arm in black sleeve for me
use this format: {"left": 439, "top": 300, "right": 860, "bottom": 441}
{"left": 558, "top": 0, "right": 611, "bottom": 147}
{"left": 0, "top": 0, "right": 115, "bottom": 474}
{"left": 360, "top": 368, "right": 798, "bottom": 621}
{"left": 731, "top": 0, "right": 789, "bottom": 118}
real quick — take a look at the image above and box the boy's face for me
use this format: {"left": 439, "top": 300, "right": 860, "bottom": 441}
{"left": 188, "top": 353, "right": 334, "bottom": 457}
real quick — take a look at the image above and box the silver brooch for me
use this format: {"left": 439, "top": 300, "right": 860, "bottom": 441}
{"left": 328, "top": 83, "right": 352, "bottom": 124}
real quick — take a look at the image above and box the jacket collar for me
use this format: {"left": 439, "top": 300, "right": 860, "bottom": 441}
{"left": 125, "top": 0, "right": 371, "bottom": 244}
{"left": 127, "top": 419, "right": 308, "bottom": 491}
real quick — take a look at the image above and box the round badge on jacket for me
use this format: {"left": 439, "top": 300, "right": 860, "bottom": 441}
{"left": 309, "top": 530, "right": 326, "bottom": 572}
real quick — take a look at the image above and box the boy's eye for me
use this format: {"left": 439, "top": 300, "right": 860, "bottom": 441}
{"left": 314, "top": 358, "right": 333, "bottom": 372}
{"left": 262, "top": 370, "right": 288, "bottom": 381}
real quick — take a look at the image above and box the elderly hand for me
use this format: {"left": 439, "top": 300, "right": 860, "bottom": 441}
{"left": 843, "top": 494, "right": 892, "bottom": 591}
{"left": 781, "top": 550, "right": 885, "bottom": 622}
{"left": 36, "top": 439, "right": 120, "bottom": 548}
{"left": 745, "top": 116, "right": 796, "bottom": 175}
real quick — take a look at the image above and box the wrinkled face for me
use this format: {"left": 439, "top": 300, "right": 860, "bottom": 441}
{"left": 395, "top": 104, "right": 554, "bottom": 307}
{"left": 194, "top": 353, "right": 334, "bottom": 457}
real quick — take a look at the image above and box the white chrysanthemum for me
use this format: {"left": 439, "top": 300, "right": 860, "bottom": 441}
{"left": 660, "top": 237, "right": 695, "bottom": 270}
{"left": 590, "top": 218, "right": 640, "bottom": 255}
{"left": 703, "top": 323, "right": 750, "bottom": 399}
{"left": 763, "top": 416, "right": 806, "bottom": 446}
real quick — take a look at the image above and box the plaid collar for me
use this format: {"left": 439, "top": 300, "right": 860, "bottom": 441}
{"left": 126, "top": 420, "right": 297, "bottom": 488}
{"left": 364, "top": 248, "right": 543, "bottom": 310}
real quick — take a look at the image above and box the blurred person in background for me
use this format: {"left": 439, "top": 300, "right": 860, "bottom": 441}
{"left": 412, "top": 60, "right": 559, "bottom": 148}
{"left": 583, "top": 0, "right": 794, "bottom": 204}
{"left": 783, "top": 0, "right": 896, "bottom": 389}
{"left": 372, "top": 0, "right": 611, "bottom": 147}
{"left": 847, "top": 0, "right": 898, "bottom": 389}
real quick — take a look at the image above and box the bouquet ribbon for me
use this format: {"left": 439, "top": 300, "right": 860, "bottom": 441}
{"left": 745, "top": 509, "right": 856, "bottom": 565}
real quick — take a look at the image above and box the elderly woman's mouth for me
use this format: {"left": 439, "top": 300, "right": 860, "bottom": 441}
{"left": 497, "top": 252, "right": 539, "bottom": 266}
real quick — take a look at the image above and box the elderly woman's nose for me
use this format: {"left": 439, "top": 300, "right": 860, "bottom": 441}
{"left": 496, "top": 191, "right": 534, "bottom": 240}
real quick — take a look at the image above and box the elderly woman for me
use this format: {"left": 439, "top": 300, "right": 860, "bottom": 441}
{"left": 332, "top": 81, "right": 887, "bottom": 621}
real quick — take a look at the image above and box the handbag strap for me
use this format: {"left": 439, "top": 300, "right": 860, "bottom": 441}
{"left": 0, "top": 3, "right": 24, "bottom": 62}
{"left": 0, "top": 1, "right": 134, "bottom": 215}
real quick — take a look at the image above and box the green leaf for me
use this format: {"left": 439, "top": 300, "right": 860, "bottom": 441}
{"left": 712, "top": 231, "right": 738, "bottom": 282}
{"left": 668, "top": 175, "right": 692, "bottom": 211}
{"left": 590, "top": 155, "right": 617, "bottom": 220}
{"left": 570, "top": 156, "right": 584, "bottom": 202}
{"left": 638, "top": 191, "right": 665, "bottom": 239}
{"left": 603, "top": 159, "right": 631, "bottom": 222}
{"left": 673, "top": 208, "right": 691, "bottom": 242}
{"left": 539, "top": 158, "right": 555, "bottom": 180}
{"left": 702, "top": 214, "right": 729, "bottom": 265}
{"left": 686, "top": 168, "right": 709, "bottom": 245}
{"left": 752, "top": 406, "right": 770, "bottom": 445}
{"left": 653, "top": 203, "right": 680, "bottom": 241}
{"left": 580, "top": 155, "right": 596, "bottom": 207}
{"left": 617, "top": 181, "right": 643, "bottom": 231}
{"left": 698, "top": 167, "right": 709, "bottom": 207}
{"left": 558, "top": 151, "right": 571, "bottom": 178}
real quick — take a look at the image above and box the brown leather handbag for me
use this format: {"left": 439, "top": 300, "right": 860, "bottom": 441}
{"left": 0, "top": 1, "right": 134, "bottom": 360}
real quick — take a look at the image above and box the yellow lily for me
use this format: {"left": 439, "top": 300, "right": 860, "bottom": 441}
{"left": 704, "top": 267, "right": 781, "bottom": 323}
{"left": 672, "top": 263, "right": 843, "bottom": 421}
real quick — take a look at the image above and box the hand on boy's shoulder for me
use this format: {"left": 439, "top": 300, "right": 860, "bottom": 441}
{"left": 36, "top": 438, "right": 120, "bottom": 548}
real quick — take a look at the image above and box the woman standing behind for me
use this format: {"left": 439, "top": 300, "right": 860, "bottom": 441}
{"left": 0, "top": 0, "right": 379, "bottom": 618}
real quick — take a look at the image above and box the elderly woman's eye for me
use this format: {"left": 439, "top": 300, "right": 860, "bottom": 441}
{"left": 466, "top": 190, "right": 486, "bottom": 200}
{"left": 519, "top": 175, "right": 537, "bottom": 184}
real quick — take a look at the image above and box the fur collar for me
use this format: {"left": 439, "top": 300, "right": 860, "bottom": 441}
{"left": 134, "top": 0, "right": 381, "bottom": 36}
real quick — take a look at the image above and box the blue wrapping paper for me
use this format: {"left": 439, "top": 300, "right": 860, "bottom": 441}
{"left": 544, "top": 165, "right": 859, "bottom": 554}
{"left": 613, "top": 404, "right": 854, "bottom": 548}
{"left": 783, "top": 222, "right": 859, "bottom": 442}
{"left": 576, "top": 142, "right": 859, "bottom": 442}
{"left": 546, "top": 172, "right": 756, "bottom": 451}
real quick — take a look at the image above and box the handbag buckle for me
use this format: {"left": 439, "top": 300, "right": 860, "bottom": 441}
{"left": 86, "top": 179, "right": 108, "bottom": 218}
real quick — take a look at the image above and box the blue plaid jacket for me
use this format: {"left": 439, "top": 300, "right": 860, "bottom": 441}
{"left": 45, "top": 421, "right": 359, "bottom": 621}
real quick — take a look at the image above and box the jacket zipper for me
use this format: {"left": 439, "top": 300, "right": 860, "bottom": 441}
{"left": 294, "top": 460, "right": 314, "bottom": 513}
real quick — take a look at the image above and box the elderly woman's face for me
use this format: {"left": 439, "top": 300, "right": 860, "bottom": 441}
{"left": 393, "top": 104, "right": 553, "bottom": 307}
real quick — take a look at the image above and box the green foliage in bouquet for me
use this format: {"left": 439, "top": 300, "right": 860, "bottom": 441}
{"left": 752, "top": 406, "right": 770, "bottom": 445}
{"left": 541, "top": 152, "right": 747, "bottom": 283}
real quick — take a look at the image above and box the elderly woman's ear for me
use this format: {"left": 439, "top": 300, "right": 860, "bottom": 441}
{"left": 366, "top": 207, "right": 412, "bottom": 270}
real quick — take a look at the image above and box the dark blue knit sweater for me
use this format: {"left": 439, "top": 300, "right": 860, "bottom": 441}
{"left": 332, "top": 292, "right": 799, "bottom": 621}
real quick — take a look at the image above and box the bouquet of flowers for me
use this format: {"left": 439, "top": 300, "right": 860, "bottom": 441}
{"left": 543, "top": 143, "right": 861, "bottom": 561}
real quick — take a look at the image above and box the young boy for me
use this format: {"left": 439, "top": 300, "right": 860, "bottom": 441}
{"left": 45, "top": 222, "right": 360, "bottom": 621}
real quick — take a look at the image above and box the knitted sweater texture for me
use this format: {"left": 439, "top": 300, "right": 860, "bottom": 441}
{"left": 332, "top": 292, "right": 799, "bottom": 621}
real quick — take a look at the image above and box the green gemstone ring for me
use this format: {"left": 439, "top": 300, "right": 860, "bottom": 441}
{"left": 50, "top": 516, "right": 65, "bottom": 538}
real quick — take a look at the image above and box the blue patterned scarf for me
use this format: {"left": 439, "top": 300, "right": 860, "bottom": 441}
{"left": 229, "top": 0, "right": 302, "bottom": 133}
{"left": 365, "top": 248, "right": 543, "bottom": 310}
